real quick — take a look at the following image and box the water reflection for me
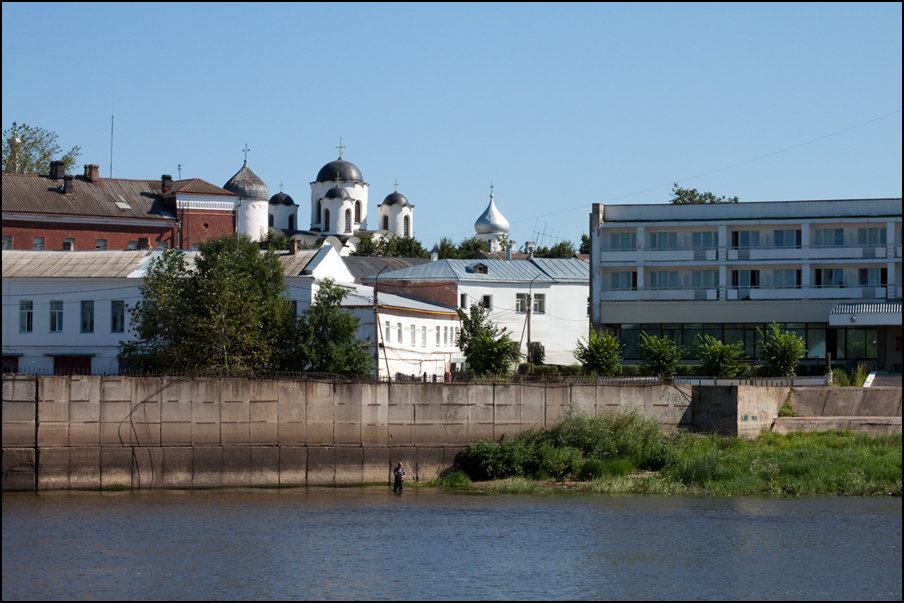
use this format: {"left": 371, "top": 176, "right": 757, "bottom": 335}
{"left": 3, "top": 488, "right": 901, "bottom": 601}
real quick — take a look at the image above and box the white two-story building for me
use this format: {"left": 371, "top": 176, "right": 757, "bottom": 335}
{"left": 1, "top": 246, "right": 458, "bottom": 379}
{"left": 589, "top": 198, "right": 902, "bottom": 372}
{"left": 362, "top": 257, "right": 591, "bottom": 367}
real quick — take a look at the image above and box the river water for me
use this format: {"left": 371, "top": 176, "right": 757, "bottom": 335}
{"left": 2, "top": 487, "right": 901, "bottom": 601}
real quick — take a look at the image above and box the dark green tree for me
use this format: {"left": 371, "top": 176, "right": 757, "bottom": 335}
{"left": 352, "top": 233, "right": 430, "bottom": 258}
{"left": 287, "top": 279, "right": 373, "bottom": 376}
{"left": 758, "top": 322, "right": 807, "bottom": 377}
{"left": 456, "top": 236, "right": 491, "bottom": 259}
{"left": 669, "top": 183, "right": 739, "bottom": 205}
{"left": 2, "top": 122, "right": 81, "bottom": 174}
{"left": 432, "top": 237, "right": 461, "bottom": 259}
{"left": 579, "top": 234, "right": 591, "bottom": 255}
{"left": 456, "top": 303, "right": 521, "bottom": 376}
{"left": 639, "top": 332, "right": 684, "bottom": 377}
{"left": 696, "top": 334, "right": 747, "bottom": 377}
{"left": 260, "top": 228, "right": 289, "bottom": 251}
{"left": 574, "top": 328, "right": 623, "bottom": 376}
{"left": 352, "top": 233, "right": 381, "bottom": 256}
{"left": 119, "top": 234, "right": 295, "bottom": 375}
{"left": 533, "top": 241, "right": 576, "bottom": 258}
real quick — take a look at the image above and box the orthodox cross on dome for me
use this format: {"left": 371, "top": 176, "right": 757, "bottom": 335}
{"left": 489, "top": 182, "right": 495, "bottom": 200}
{"left": 279, "top": 179, "right": 284, "bottom": 193}
{"left": 242, "top": 144, "right": 251, "bottom": 164}
{"left": 394, "top": 178, "right": 399, "bottom": 192}
{"left": 336, "top": 137, "right": 345, "bottom": 159}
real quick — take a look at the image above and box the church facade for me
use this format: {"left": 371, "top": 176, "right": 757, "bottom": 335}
{"left": 230, "top": 147, "right": 416, "bottom": 256}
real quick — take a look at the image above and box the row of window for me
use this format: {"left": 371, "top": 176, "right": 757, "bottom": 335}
{"left": 19, "top": 300, "right": 125, "bottom": 334}
{"left": 604, "top": 226, "right": 891, "bottom": 251}
{"left": 1, "top": 236, "right": 168, "bottom": 251}
{"left": 459, "top": 293, "right": 547, "bottom": 314}
{"left": 607, "top": 268, "right": 889, "bottom": 290}
{"left": 617, "top": 323, "right": 880, "bottom": 361}
{"left": 384, "top": 321, "right": 459, "bottom": 348}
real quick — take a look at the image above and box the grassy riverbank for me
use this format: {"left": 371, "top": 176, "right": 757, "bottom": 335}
{"left": 428, "top": 410, "right": 902, "bottom": 497}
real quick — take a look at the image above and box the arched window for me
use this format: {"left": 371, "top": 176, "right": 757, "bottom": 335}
{"left": 324, "top": 209, "right": 330, "bottom": 232}
{"left": 288, "top": 215, "right": 295, "bottom": 230}
{"left": 316, "top": 201, "right": 321, "bottom": 223}
{"left": 345, "top": 209, "right": 352, "bottom": 233}
{"left": 268, "top": 214, "right": 274, "bottom": 227}
{"left": 382, "top": 215, "right": 389, "bottom": 231}
{"left": 355, "top": 201, "right": 361, "bottom": 223}
{"left": 403, "top": 215, "right": 410, "bottom": 238}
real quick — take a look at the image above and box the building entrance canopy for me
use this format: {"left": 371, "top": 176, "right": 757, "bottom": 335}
{"left": 828, "top": 302, "right": 902, "bottom": 326}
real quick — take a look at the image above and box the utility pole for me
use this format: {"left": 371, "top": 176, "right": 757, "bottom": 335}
{"left": 374, "top": 266, "right": 390, "bottom": 381}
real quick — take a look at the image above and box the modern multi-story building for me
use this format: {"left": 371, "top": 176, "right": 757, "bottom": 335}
{"left": 589, "top": 199, "right": 902, "bottom": 372}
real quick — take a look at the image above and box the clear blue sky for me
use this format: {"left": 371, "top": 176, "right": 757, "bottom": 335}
{"left": 3, "top": 2, "right": 901, "bottom": 251}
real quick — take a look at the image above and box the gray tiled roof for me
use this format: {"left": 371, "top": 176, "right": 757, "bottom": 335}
{"left": 364, "top": 257, "right": 589, "bottom": 283}
{"left": 1, "top": 249, "right": 159, "bottom": 278}
{"left": 342, "top": 256, "right": 433, "bottom": 282}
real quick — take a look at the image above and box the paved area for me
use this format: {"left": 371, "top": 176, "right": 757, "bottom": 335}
{"left": 869, "top": 372, "right": 902, "bottom": 387}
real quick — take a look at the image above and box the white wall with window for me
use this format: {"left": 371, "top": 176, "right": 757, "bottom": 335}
{"left": 2, "top": 275, "right": 143, "bottom": 374}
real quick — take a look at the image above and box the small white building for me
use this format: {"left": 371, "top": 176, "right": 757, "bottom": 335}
{"left": 362, "top": 257, "right": 591, "bottom": 367}
{"left": 588, "top": 198, "right": 903, "bottom": 372}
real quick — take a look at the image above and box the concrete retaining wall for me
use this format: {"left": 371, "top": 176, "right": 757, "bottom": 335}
{"left": 6, "top": 375, "right": 890, "bottom": 491}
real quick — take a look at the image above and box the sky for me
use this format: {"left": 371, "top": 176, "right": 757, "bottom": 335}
{"left": 2, "top": 2, "right": 901, "bottom": 251}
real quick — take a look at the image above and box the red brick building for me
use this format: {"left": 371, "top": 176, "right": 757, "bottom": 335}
{"left": 2, "top": 162, "right": 239, "bottom": 251}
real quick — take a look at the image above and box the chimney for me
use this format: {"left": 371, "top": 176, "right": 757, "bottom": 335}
{"left": 290, "top": 238, "right": 298, "bottom": 255}
{"left": 84, "top": 164, "right": 100, "bottom": 183}
{"left": 507, "top": 239, "right": 516, "bottom": 261}
{"left": 161, "top": 174, "right": 173, "bottom": 192}
{"left": 49, "top": 161, "right": 65, "bottom": 180}
{"left": 63, "top": 175, "right": 74, "bottom": 195}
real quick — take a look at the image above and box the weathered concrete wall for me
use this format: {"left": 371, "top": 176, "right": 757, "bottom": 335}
{"left": 788, "top": 387, "right": 902, "bottom": 417}
{"left": 2, "top": 375, "right": 894, "bottom": 491}
{"left": 770, "top": 386, "right": 903, "bottom": 436}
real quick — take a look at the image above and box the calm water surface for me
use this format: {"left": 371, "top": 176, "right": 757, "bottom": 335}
{"left": 2, "top": 487, "right": 901, "bottom": 601}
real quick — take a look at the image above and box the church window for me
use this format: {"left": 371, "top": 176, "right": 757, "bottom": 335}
{"left": 268, "top": 214, "right": 274, "bottom": 227}
{"left": 382, "top": 215, "right": 389, "bottom": 231}
{"left": 289, "top": 215, "right": 295, "bottom": 230}
{"left": 355, "top": 201, "right": 361, "bottom": 223}
{"left": 345, "top": 209, "right": 352, "bottom": 233}
{"left": 316, "top": 201, "right": 321, "bottom": 223}
{"left": 404, "top": 215, "right": 410, "bottom": 238}
{"left": 324, "top": 209, "right": 330, "bottom": 232}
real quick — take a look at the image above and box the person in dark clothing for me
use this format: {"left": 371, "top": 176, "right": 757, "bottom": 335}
{"left": 393, "top": 462, "right": 406, "bottom": 493}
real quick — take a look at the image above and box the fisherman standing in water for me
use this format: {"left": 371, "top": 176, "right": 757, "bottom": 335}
{"left": 393, "top": 462, "right": 406, "bottom": 493}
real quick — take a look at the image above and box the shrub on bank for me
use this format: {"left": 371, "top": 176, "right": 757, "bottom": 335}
{"left": 453, "top": 410, "right": 902, "bottom": 496}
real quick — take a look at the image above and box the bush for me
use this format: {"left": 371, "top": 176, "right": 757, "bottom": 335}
{"left": 696, "top": 334, "right": 747, "bottom": 377}
{"left": 527, "top": 342, "right": 546, "bottom": 365}
{"left": 639, "top": 332, "right": 683, "bottom": 377}
{"left": 758, "top": 322, "right": 806, "bottom": 376}
{"left": 574, "top": 329, "right": 623, "bottom": 376}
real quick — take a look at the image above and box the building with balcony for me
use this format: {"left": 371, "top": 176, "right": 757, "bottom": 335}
{"left": 589, "top": 199, "right": 902, "bottom": 372}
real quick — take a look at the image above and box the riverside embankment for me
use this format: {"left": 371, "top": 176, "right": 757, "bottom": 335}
{"left": 2, "top": 374, "right": 900, "bottom": 491}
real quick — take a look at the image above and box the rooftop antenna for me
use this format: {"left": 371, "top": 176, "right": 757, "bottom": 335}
{"left": 109, "top": 100, "right": 114, "bottom": 178}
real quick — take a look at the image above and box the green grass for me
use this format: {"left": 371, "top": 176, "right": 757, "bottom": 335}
{"left": 450, "top": 410, "right": 902, "bottom": 497}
